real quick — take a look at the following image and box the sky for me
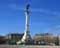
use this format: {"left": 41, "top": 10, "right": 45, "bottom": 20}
{"left": 0, "top": 0, "right": 60, "bottom": 35}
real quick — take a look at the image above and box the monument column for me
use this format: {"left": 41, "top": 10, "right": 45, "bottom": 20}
{"left": 17, "top": 0, "right": 32, "bottom": 45}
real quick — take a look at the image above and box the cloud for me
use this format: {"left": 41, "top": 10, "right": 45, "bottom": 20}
{"left": 47, "top": 25, "right": 60, "bottom": 34}
{"left": 9, "top": 3, "right": 60, "bottom": 18}
{"left": 9, "top": 4, "right": 17, "bottom": 9}
{"left": 55, "top": 25, "right": 60, "bottom": 29}
{"left": 30, "top": 8, "right": 60, "bottom": 16}
{"left": 9, "top": 4, "right": 25, "bottom": 11}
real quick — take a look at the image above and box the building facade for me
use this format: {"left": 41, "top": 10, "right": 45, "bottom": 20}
{"left": 5, "top": 33, "right": 24, "bottom": 44}
{"left": 33, "top": 33, "right": 58, "bottom": 45}
{"left": 0, "top": 35, "right": 6, "bottom": 44}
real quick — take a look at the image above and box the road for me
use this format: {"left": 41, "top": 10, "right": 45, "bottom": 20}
{"left": 0, "top": 45, "right": 60, "bottom": 48}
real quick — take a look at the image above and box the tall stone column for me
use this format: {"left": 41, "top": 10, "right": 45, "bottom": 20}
{"left": 17, "top": 0, "right": 32, "bottom": 45}
{"left": 21, "top": 3, "right": 32, "bottom": 44}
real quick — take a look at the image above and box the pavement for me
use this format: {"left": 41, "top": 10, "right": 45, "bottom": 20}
{"left": 0, "top": 45, "right": 60, "bottom": 48}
